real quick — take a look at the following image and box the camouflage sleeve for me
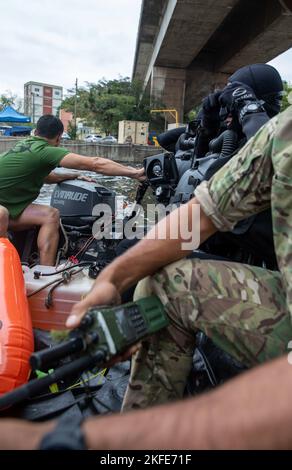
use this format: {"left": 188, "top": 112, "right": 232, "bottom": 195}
{"left": 195, "top": 118, "right": 277, "bottom": 232}
{"left": 270, "top": 106, "right": 292, "bottom": 318}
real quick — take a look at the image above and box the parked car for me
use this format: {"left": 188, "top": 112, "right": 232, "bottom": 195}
{"left": 100, "top": 135, "right": 117, "bottom": 144}
{"left": 61, "top": 132, "right": 71, "bottom": 140}
{"left": 84, "top": 134, "right": 102, "bottom": 143}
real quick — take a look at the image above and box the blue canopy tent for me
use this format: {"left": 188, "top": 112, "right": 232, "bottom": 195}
{"left": 0, "top": 106, "right": 31, "bottom": 123}
{"left": 0, "top": 106, "right": 31, "bottom": 136}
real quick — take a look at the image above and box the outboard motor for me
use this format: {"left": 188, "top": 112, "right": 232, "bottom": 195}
{"left": 51, "top": 180, "right": 116, "bottom": 221}
{"left": 50, "top": 180, "right": 118, "bottom": 264}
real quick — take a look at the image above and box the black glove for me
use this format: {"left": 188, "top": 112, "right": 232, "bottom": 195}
{"left": 201, "top": 90, "right": 222, "bottom": 133}
{"left": 219, "top": 81, "right": 257, "bottom": 112}
{"left": 179, "top": 136, "right": 196, "bottom": 151}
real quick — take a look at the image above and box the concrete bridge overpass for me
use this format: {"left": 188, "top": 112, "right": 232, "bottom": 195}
{"left": 133, "top": 0, "right": 292, "bottom": 122}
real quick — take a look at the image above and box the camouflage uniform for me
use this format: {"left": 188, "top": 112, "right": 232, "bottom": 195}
{"left": 122, "top": 106, "right": 292, "bottom": 411}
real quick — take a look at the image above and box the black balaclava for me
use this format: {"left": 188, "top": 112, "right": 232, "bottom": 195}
{"left": 228, "top": 63, "right": 283, "bottom": 117}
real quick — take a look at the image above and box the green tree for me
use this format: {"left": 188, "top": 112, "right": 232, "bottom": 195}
{"left": 0, "top": 91, "right": 18, "bottom": 111}
{"left": 87, "top": 81, "right": 136, "bottom": 134}
{"left": 67, "top": 121, "right": 77, "bottom": 140}
{"left": 185, "top": 106, "right": 201, "bottom": 122}
{"left": 61, "top": 77, "right": 163, "bottom": 136}
{"left": 282, "top": 81, "right": 292, "bottom": 111}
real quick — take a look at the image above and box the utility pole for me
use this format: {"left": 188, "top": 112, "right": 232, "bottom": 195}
{"left": 74, "top": 78, "right": 78, "bottom": 138}
{"left": 31, "top": 92, "right": 35, "bottom": 125}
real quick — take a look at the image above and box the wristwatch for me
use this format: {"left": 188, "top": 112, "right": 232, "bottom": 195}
{"left": 239, "top": 101, "right": 265, "bottom": 124}
{"left": 39, "top": 413, "right": 87, "bottom": 450}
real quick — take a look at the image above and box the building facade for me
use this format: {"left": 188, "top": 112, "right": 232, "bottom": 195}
{"left": 24, "top": 82, "right": 63, "bottom": 124}
{"left": 59, "top": 109, "right": 73, "bottom": 133}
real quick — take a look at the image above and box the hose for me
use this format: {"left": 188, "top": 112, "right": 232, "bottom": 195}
{"left": 44, "top": 268, "right": 84, "bottom": 308}
{"left": 33, "top": 262, "right": 93, "bottom": 278}
{"left": 60, "top": 219, "right": 69, "bottom": 254}
{"left": 28, "top": 267, "right": 86, "bottom": 298}
{"left": 209, "top": 129, "right": 238, "bottom": 158}
{"left": 55, "top": 219, "right": 69, "bottom": 267}
{"left": 27, "top": 276, "right": 63, "bottom": 298}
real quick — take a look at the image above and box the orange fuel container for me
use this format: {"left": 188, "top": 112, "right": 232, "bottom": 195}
{"left": 0, "top": 238, "right": 34, "bottom": 395}
{"left": 24, "top": 265, "right": 95, "bottom": 331}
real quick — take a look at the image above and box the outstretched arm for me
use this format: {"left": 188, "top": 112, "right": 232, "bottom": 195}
{"left": 59, "top": 153, "right": 145, "bottom": 181}
{"left": 1, "top": 356, "right": 291, "bottom": 449}
{"left": 82, "top": 356, "right": 292, "bottom": 450}
{"left": 44, "top": 171, "right": 95, "bottom": 184}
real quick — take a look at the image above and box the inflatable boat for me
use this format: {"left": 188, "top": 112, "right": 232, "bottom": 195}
{"left": 0, "top": 238, "right": 34, "bottom": 396}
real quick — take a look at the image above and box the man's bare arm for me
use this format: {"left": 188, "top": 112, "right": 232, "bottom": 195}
{"left": 68, "top": 198, "right": 217, "bottom": 325}
{"left": 59, "top": 153, "right": 145, "bottom": 180}
{"left": 44, "top": 171, "right": 80, "bottom": 184}
{"left": 43, "top": 171, "right": 95, "bottom": 184}
{"left": 1, "top": 356, "right": 291, "bottom": 449}
{"left": 82, "top": 356, "right": 292, "bottom": 450}
{"left": 103, "top": 198, "right": 216, "bottom": 293}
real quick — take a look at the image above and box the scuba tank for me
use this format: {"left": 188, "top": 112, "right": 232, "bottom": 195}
{"left": 0, "top": 238, "right": 34, "bottom": 395}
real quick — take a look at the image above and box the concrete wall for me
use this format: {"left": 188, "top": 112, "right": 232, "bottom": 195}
{"left": 0, "top": 138, "right": 159, "bottom": 164}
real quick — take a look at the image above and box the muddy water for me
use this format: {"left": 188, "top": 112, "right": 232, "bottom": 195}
{"left": 37, "top": 168, "right": 154, "bottom": 207}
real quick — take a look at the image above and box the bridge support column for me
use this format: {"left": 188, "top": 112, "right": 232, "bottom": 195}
{"left": 151, "top": 66, "right": 186, "bottom": 124}
{"left": 185, "top": 68, "right": 230, "bottom": 113}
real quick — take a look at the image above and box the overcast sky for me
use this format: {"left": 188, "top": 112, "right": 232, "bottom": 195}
{"left": 0, "top": 0, "right": 142, "bottom": 98}
{"left": 0, "top": 0, "right": 291, "bottom": 100}
{"left": 269, "top": 49, "right": 292, "bottom": 83}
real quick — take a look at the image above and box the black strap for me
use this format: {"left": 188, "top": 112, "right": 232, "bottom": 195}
{"left": 39, "top": 412, "right": 86, "bottom": 450}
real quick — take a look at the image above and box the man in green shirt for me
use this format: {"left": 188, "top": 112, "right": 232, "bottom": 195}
{"left": 0, "top": 115, "right": 145, "bottom": 265}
